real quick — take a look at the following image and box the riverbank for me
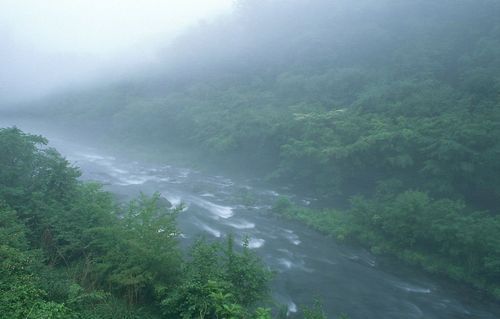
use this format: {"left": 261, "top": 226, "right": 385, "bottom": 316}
{"left": 271, "top": 196, "right": 500, "bottom": 302}
{"left": 76, "top": 127, "right": 500, "bottom": 304}
{"left": 2, "top": 117, "right": 500, "bottom": 318}
{"left": 54, "top": 120, "right": 500, "bottom": 304}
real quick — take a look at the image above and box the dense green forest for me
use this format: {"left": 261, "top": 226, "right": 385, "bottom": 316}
{"left": 20, "top": 0, "right": 500, "bottom": 300}
{"left": 2, "top": 127, "right": 349, "bottom": 318}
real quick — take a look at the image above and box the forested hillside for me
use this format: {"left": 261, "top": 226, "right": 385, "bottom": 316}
{"left": 23, "top": 0, "right": 500, "bottom": 299}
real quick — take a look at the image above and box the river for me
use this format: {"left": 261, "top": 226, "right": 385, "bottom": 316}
{"left": 2, "top": 118, "right": 500, "bottom": 319}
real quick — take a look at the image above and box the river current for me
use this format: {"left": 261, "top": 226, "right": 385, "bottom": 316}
{"left": 3, "top": 119, "right": 500, "bottom": 319}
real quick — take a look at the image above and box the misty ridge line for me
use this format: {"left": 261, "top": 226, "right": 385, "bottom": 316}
{"left": 2, "top": 0, "right": 500, "bottom": 318}
{"left": 2, "top": 0, "right": 469, "bottom": 107}
{"left": 0, "top": 0, "right": 235, "bottom": 106}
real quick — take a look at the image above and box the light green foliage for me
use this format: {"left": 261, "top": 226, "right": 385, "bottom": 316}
{"left": 0, "top": 128, "right": 281, "bottom": 318}
{"left": 302, "top": 300, "right": 327, "bottom": 319}
{"left": 349, "top": 191, "right": 500, "bottom": 289}
{"left": 253, "top": 307, "right": 272, "bottom": 319}
{"left": 90, "top": 193, "right": 181, "bottom": 304}
{"left": 38, "top": 0, "right": 497, "bottom": 299}
{"left": 274, "top": 190, "right": 500, "bottom": 296}
{"left": 34, "top": 0, "right": 500, "bottom": 207}
{"left": 34, "top": 1, "right": 500, "bottom": 201}
{"left": 66, "top": 283, "right": 109, "bottom": 312}
{"left": 13, "top": 0, "right": 500, "bottom": 308}
{"left": 272, "top": 198, "right": 348, "bottom": 241}
{"left": 300, "top": 299, "right": 349, "bottom": 319}
{"left": 162, "top": 235, "right": 272, "bottom": 319}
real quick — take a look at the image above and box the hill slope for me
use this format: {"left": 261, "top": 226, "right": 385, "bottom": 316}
{"left": 21, "top": 0, "right": 500, "bottom": 298}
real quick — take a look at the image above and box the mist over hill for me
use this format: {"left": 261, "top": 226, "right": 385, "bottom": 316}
{"left": 4, "top": 0, "right": 500, "bottom": 314}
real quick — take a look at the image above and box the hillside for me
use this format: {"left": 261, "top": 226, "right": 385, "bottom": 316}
{"left": 20, "top": 0, "right": 500, "bottom": 299}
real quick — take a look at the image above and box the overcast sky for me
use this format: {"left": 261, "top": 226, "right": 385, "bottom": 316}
{"left": 0, "top": 0, "right": 234, "bottom": 104}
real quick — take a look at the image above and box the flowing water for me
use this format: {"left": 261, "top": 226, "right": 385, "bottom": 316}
{"left": 3, "top": 119, "right": 500, "bottom": 319}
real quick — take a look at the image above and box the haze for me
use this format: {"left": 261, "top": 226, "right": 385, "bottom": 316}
{"left": 1, "top": 1, "right": 500, "bottom": 318}
{"left": 0, "top": 0, "right": 233, "bottom": 104}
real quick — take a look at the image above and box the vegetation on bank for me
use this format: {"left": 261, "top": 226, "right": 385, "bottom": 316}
{"left": 17, "top": 0, "right": 500, "bottom": 301}
{"left": 1, "top": 127, "right": 349, "bottom": 318}
{"left": 272, "top": 195, "right": 500, "bottom": 299}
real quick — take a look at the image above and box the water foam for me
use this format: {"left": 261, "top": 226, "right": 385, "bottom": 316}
{"left": 200, "top": 224, "right": 221, "bottom": 238}
{"left": 394, "top": 282, "right": 432, "bottom": 294}
{"left": 190, "top": 196, "right": 234, "bottom": 219}
{"left": 225, "top": 219, "right": 255, "bottom": 229}
{"left": 402, "top": 286, "right": 432, "bottom": 294}
{"left": 283, "top": 230, "right": 301, "bottom": 245}
{"left": 200, "top": 193, "right": 215, "bottom": 197}
{"left": 178, "top": 169, "right": 190, "bottom": 178}
{"left": 247, "top": 238, "right": 265, "bottom": 249}
{"left": 78, "top": 153, "right": 116, "bottom": 162}
{"left": 116, "top": 175, "right": 155, "bottom": 186}
{"left": 278, "top": 258, "right": 293, "bottom": 269}
{"left": 287, "top": 301, "right": 297, "bottom": 314}
{"left": 111, "top": 167, "right": 129, "bottom": 175}
{"left": 165, "top": 195, "right": 182, "bottom": 207}
{"left": 265, "top": 190, "right": 280, "bottom": 197}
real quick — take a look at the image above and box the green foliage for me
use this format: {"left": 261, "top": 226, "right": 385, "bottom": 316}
{"left": 11, "top": 0, "right": 500, "bottom": 308}
{"left": 90, "top": 193, "right": 181, "bottom": 305}
{"left": 162, "top": 235, "right": 272, "bottom": 319}
{"left": 0, "top": 127, "right": 279, "bottom": 318}
{"left": 0, "top": 205, "right": 70, "bottom": 319}
{"left": 32, "top": 1, "right": 500, "bottom": 201}
{"left": 272, "top": 198, "right": 349, "bottom": 241}
{"left": 271, "top": 196, "right": 292, "bottom": 213}
{"left": 275, "top": 190, "right": 500, "bottom": 297}
{"left": 66, "top": 283, "right": 110, "bottom": 312}
{"left": 31, "top": 0, "right": 500, "bottom": 299}
{"left": 253, "top": 307, "right": 272, "bottom": 319}
{"left": 302, "top": 300, "right": 327, "bottom": 319}
{"left": 350, "top": 190, "right": 500, "bottom": 289}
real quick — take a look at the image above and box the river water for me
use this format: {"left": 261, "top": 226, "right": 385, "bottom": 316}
{"left": 2, "top": 119, "right": 500, "bottom": 319}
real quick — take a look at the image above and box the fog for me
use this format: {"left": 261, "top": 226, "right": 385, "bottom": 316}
{"left": 2, "top": 1, "right": 500, "bottom": 318}
{"left": 0, "top": 0, "right": 233, "bottom": 105}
